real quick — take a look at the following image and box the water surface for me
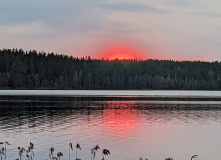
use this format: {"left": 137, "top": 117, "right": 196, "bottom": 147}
{"left": 0, "top": 90, "right": 221, "bottom": 160}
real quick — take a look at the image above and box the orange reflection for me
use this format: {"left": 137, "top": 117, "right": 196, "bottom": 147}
{"left": 102, "top": 101, "right": 143, "bottom": 138}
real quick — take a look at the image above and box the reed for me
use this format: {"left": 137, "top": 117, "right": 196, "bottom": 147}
{"left": 17, "top": 147, "right": 25, "bottom": 160}
{"left": 26, "top": 142, "right": 34, "bottom": 160}
{"left": 48, "top": 147, "right": 63, "bottom": 160}
{"left": 101, "top": 149, "right": 110, "bottom": 160}
{"left": 49, "top": 147, "right": 54, "bottom": 160}
{"left": 76, "top": 143, "right": 81, "bottom": 160}
{"left": 0, "top": 147, "right": 4, "bottom": 160}
{"left": 57, "top": 152, "right": 64, "bottom": 159}
{"left": 191, "top": 155, "right": 199, "bottom": 160}
{"left": 91, "top": 144, "right": 100, "bottom": 160}
{"left": 0, "top": 141, "right": 202, "bottom": 160}
{"left": 69, "top": 143, "right": 73, "bottom": 160}
{"left": 4, "top": 141, "right": 10, "bottom": 160}
{"left": 165, "top": 155, "right": 199, "bottom": 160}
{"left": 0, "top": 141, "right": 10, "bottom": 160}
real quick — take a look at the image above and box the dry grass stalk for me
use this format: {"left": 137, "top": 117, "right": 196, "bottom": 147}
{"left": 26, "top": 154, "right": 31, "bottom": 160}
{"left": 18, "top": 147, "right": 25, "bottom": 160}
{"left": 29, "top": 142, "right": 34, "bottom": 150}
{"left": 191, "top": 155, "right": 199, "bottom": 160}
{"left": 91, "top": 145, "right": 100, "bottom": 160}
{"left": 0, "top": 142, "right": 201, "bottom": 160}
{"left": 0, "top": 141, "right": 10, "bottom": 160}
{"left": 0, "top": 147, "right": 5, "bottom": 160}
{"left": 0, "top": 143, "right": 4, "bottom": 160}
{"left": 165, "top": 158, "right": 173, "bottom": 160}
{"left": 48, "top": 147, "right": 64, "bottom": 160}
{"left": 76, "top": 143, "right": 81, "bottom": 160}
{"left": 5, "top": 141, "right": 9, "bottom": 160}
{"left": 26, "top": 142, "right": 34, "bottom": 160}
{"left": 57, "top": 152, "right": 63, "bottom": 159}
{"left": 5, "top": 142, "right": 9, "bottom": 146}
{"left": 69, "top": 143, "right": 73, "bottom": 160}
{"left": 49, "top": 147, "right": 55, "bottom": 160}
{"left": 70, "top": 143, "right": 73, "bottom": 150}
{"left": 102, "top": 149, "right": 110, "bottom": 160}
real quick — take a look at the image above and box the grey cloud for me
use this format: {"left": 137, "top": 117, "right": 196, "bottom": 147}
{"left": 208, "top": 12, "right": 221, "bottom": 18}
{"left": 0, "top": 0, "right": 169, "bottom": 27}
{"left": 0, "top": 0, "right": 101, "bottom": 26}
{"left": 0, "top": 0, "right": 111, "bottom": 38}
{"left": 190, "top": 12, "right": 221, "bottom": 18}
{"left": 165, "top": 0, "right": 194, "bottom": 7}
{"left": 98, "top": 2, "right": 166, "bottom": 13}
{"left": 0, "top": 0, "right": 167, "bottom": 40}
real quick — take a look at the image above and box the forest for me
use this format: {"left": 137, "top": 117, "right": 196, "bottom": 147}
{"left": 0, "top": 48, "right": 220, "bottom": 90}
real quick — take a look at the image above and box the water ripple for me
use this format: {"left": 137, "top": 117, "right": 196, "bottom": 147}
{"left": 1, "top": 100, "right": 221, "bottom": 160}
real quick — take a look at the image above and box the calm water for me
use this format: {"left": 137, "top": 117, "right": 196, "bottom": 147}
{"left": 0, "top": 90, "right": 221, "bottom": 160}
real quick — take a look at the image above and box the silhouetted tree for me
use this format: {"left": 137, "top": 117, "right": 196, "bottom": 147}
{"left": 0, "top": 48, "right": 220, "bottom": 90}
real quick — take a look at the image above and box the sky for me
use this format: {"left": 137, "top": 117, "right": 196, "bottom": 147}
{"left": 1, "top": 0, "right": 221, "bottom": 61}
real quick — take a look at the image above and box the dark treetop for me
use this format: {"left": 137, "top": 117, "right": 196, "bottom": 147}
{"left": 0, "top": 48, "right": 220, "bottom": 90}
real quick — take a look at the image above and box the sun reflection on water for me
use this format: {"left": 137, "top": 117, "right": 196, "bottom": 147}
{"left": 101, "top": 101, "right": 145, "bottom": 141}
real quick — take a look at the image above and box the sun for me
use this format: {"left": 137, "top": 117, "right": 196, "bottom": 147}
{"left": 100, "top": 42, "right": 144, "bottom": 60}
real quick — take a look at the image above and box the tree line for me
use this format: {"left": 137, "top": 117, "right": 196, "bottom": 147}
{"left": 0, "top": 48, "right": 220, "bottom": 90}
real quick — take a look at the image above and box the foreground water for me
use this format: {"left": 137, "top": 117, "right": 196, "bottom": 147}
{"left": 0, "top": 90, "right": 221, "bottom": 160}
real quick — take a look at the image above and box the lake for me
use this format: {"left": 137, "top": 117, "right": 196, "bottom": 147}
{"left": 0, "top": 90, "right": 221, "bottom": 160}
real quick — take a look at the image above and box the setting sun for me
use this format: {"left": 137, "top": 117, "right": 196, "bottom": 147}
{"left": 100, "top": 42, "right": 144, "bottom": 60}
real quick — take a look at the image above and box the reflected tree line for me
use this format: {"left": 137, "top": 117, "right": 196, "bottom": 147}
{"left": 0, "top": 101, "right": 221, "bottom": 132}
{"left": 0, "top": 48, "right": 221, "bottom": 90}
{"left": 0, "top": 103, "right": 103, "bottom": 133}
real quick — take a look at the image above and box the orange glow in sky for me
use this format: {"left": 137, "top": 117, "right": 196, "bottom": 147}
{"left": 99, "top": 42, "right": 145, "bottom": 60}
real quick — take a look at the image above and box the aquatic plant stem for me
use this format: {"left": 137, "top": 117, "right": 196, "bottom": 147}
{"left": 4, "top": 143, "right": 5, "bottom": 160}
{"left": 76, "top": 147, "right": 77, "bottom": 160}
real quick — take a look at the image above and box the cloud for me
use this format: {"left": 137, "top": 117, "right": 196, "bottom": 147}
{"left": 98, "top": 2, "right": 167, "bottom": 13}
{"left": 0, "top": 0, "right": 99, "bottom": 26}
{"left": 190, "top": 12, "right": 221, "bottom": 18}
{"left": 0, "top": 1, "right": 168, "bottom": 28}
{"left": 1, "top": 0, "right": 221, "bottom": 61}
{"left": 165, "top": 0, "right": 195, "bottom": 7}
{"left": 0, "top": 22, "right": 54, "bottom": 39}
